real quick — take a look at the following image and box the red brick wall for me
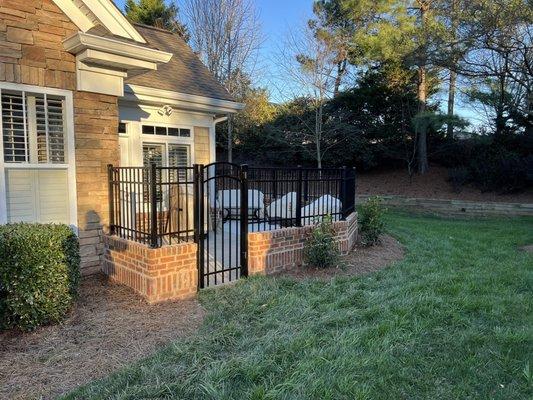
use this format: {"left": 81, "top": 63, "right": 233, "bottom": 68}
{"left": 103, "top": 236, "right": 198, "bottom": 303}
{"left": 1, "top": 1, "right": 120, "bottom": 275}
{"left": 248, "top": 212, "right": 358, "bottom": 275}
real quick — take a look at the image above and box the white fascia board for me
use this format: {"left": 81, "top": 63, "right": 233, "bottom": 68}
{"left": 63, "top": 32, "right": 172, "bottom": 64}
{"left": 79, "top": 0, "right": 146, "bottom": 43}
{"left": 124, "top": 84, "right": 245, "bottom": 114}
{"left": 77, "top": 49, "right": 158, "bottom": 71}
{"left": 51, "top": 0, "right": 95, "bottom": 32}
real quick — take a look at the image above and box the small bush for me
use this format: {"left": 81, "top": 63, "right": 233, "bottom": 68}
{"left": 0, "top": 223, "right": 80, "bottom": 331}
{"left": 359, "top": 196, "right": 386, "bottom": 245}
{"left": 303, "top": 216, "right": 340, "bottom": 269}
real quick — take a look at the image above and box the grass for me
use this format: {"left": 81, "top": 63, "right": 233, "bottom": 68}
{"left": 65, "top": 213, "right": 533, "bottom": 399}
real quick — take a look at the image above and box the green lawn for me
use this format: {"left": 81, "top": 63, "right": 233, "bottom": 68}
{"left": 66, "top": 214, "right": 533, "bottom": 399}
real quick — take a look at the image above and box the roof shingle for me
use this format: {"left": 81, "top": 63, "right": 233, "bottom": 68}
{"left": 124, "top": 24, "right": 233, "bottom": 102}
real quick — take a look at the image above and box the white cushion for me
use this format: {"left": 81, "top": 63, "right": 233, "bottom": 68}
{"left": 266, "top": 192, "right": 297, "bottom": 219}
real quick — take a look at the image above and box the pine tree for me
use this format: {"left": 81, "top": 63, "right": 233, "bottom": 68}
{"left": 125, "top": 0, "right": 189, "bottom": 40}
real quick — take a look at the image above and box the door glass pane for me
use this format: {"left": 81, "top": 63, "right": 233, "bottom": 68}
{"left": 142, "top": 144, "right": 164, "bottom": 167}
{"left": 142, "top": 125, "right": 154, "bottom": 134}
{"left": 168, "top": 144, "right": 189, "bottom": 181}
{"left": 155, "top": 126, "right": 167, "bottom": 136}
{"left": 143, "top": 144, "right": 164, "bottom": 201}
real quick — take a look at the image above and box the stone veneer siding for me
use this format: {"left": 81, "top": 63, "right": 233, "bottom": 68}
{"left": 248, "top": 212, "right": 358, "bottom": 275}
{"left": 103, "top": 235, "right": 198, "bottom": 303}
{"left": 0, "top": 0, "right": 119, "bottom": 274}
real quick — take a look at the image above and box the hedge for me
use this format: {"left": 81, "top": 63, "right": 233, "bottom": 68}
{"left": 0, "top": 223, "right": 80, "bottom": 331}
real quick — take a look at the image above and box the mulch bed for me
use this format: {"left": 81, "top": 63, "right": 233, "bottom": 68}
{"left": 0, "top": 275, "right": 205, "bottom": 400}
{"left": 279, "top": 234, "right": 404, "bottom": 280}
{"left": 357, "top": 165, "right": 533, "bottom": 204}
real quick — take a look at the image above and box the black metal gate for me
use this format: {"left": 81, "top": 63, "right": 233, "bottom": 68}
{"left": 195, "top": 162, "right": 248, "bottom": 288}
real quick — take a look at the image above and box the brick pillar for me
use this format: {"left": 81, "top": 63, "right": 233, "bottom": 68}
{"left": 103, "top": 236, "right": 198, "bottom": 303}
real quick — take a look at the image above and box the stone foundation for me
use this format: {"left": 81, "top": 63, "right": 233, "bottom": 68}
{"left": 248, "top": 212, "right": 358, "bottom": 275}
{"left": 103, "top": 236, "right": 197, "bottom": 303}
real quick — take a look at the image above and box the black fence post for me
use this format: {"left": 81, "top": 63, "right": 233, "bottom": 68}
{"left": 193, "top": 164, "right": 203, "bottom": 289}
{"left": 303, "top": 169, "right": 309, "bottom": 203}
{"left": 240, "top": 164, "right": 249, "bottom": 277}
{"left": 350, "top": 166, "right": 356, "bottom": 214}
{"left": 341, "top": 166, "right": 348, "bottom": 219}
{"left": 107, "top": 164, "right": 115, "bottom": 235}
{"left": 149, "top": 163, "right": 159, "bottom": 248}
{"left": 295, "top": 165, "right": 303, "bottom": 227}
{"left": 271, "top": 168, "right": 277, "bottom": 200}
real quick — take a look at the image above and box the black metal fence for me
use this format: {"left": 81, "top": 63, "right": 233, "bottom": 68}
{"left": 246, "top": 166, "right": 355, "bottom": 231}
{"left": 108, "top": 164, "right": 196, "bottom": 247}
{"left": 108, "top": 164, "right": 355, "bottom": 248}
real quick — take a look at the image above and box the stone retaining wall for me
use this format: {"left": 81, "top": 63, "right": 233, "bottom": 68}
{"left": 357, "top": 196, "right": 533, "bottom": 217}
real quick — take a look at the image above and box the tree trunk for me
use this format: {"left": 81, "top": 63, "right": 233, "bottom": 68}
{"left": 417, "top": 1, "right": 429, "bottom": 174}
{"left": 333, "top": 58, "right": 346, "bottom": 97}
{"left": 417, "top": 65, "right": 429, "bottom": 174}
{"left": 227, "top": 114, "right": 233, "bottom": 163}
{"left": 527, "top": 90, "right": 533, "bottom": 137}
{"left": 315, "top": 102, "right": 323, "bottom": 168}
{"left": 446, "top": 0, "right": 457, "bottom": 138}
{"left": 447, "top": 70, "right": 456, "bottom": 138}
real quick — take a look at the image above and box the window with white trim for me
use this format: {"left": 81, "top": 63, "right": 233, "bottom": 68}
{"left": 1, "top": 89, "right": 66, "bottom": 164}
{"left": 0, "top": 85, "right": 74, "bottom": 226}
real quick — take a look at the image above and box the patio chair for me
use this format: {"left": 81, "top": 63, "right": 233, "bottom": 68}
{"left": 301, "top": 194, "right": 342, "bottom": 225}
{"left": 216, "top": 189, "right": 265, "bottom": 220}
{"left": 265, "top": 192, "right": 297, "bottom": 222}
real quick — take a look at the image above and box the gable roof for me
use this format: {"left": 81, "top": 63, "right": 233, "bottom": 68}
{"left": 53, "top": 0, "right": 146, "bottom": 43}
{"left": 124, "top": 24, "right": 234, "bottom": 102}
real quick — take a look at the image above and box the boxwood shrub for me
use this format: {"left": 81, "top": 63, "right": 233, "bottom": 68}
{"left": 0, "top": 223, "right": 80, "bottom": 331}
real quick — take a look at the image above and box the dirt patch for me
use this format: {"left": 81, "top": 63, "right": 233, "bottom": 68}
{"left": 280, "top": 234, "right": 404, "bottom": 280}
{"left": 520, "top": 244, "right": 533, "bottom": 253}
{"left": 0, "top": 274, "right": 205, "bottom": 400}
{"left": 357, "top": 165, "right": 533, "bottom": 204}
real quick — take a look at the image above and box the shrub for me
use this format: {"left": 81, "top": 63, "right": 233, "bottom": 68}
{"left": 303, "top": 216, "right": 340, "bottom": 269}
{"left": 435, "top": 134, "right": 533, "bottom": 194}
{"left": 448, "top": 167, "right": 470, "bottom": 193}
{"left": 359, "top": 196, "right": 386, "bottom": 245}
{"left": 0, "top": 223, "right": 80, "bottom": 331}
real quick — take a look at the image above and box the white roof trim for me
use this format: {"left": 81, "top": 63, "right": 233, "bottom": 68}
{"left": 63, "top": 32, "right": 172, "bottom": 64}
{"left": 123, "top": 84, "right": 245, "bottom": 114}
{"left": 51, "top": 0, "right": 95, "bottom": 32}
{"left": 52, "top": 0, "right": 146, "bottom": 43}
{"left": 79, "top": 0, "right": 146, "bottom": 43}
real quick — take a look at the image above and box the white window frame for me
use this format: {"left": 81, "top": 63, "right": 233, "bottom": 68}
{"left": 140, "top": 122, "right": 195, "bottom": 167}
{"left": 0, "top": 82, "right": 77, "bottom": 227}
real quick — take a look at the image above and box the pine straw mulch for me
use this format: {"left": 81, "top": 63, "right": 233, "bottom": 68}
{"left": 278, "top": 234, "right": 404, "bottom": 280}
{"left": 0, "top": 275, "right": 206, "bottom": 400}
{"left": 0, "top": 236, "right": 404, "bottom": 399}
